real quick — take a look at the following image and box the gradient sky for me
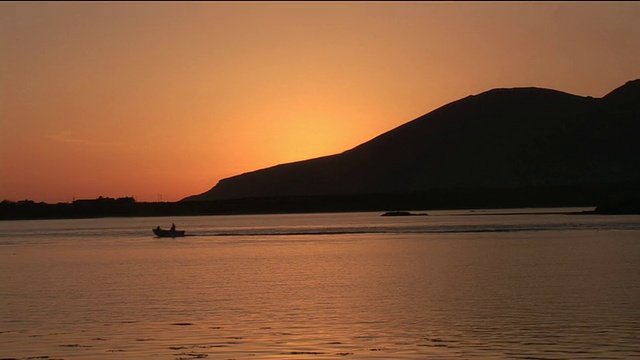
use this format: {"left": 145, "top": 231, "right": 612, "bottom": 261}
{"left": 1, "top": 1, "right": 639, "bottom": 203}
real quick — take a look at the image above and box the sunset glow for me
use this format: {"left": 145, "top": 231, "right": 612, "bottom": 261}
{"left": 1, "top": 1, "right": 639, "bottom": 203}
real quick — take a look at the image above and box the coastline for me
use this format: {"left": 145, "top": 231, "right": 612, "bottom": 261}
{"left": 5, "top": 191, "right": 637, "bottom": 221}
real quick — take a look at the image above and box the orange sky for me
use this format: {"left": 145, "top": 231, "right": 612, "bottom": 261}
{"left": 1, "top": 1, "right": 639, "bottom": 203}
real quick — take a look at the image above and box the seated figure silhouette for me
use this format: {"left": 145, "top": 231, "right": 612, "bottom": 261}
{"left": 170, "top": 223, "right": 176, "bottom": 231}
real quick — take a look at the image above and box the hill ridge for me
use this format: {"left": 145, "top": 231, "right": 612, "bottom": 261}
{"left": 183, "top": 80, "right": 640, "bottom": 203}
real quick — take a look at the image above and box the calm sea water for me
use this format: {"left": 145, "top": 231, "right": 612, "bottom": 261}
{"left": 1, "top": 208, "right": 639, "bottom": 360}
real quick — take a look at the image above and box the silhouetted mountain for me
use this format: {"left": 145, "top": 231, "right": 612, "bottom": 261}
{"left": 183, "top": 80, "right": 640, "bottom": 208}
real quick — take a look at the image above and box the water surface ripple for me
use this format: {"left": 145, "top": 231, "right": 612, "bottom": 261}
{"left": 1, "top": 208, "right": 639, "bottom": 359}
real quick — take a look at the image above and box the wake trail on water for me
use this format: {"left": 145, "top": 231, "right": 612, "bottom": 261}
{"left": 183, "top": 222, "right": 640, "bottom": 238}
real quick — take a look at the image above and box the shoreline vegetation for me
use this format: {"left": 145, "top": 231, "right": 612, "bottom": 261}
{"left": 2, "top": 187, "right": 638, "bottom": 220}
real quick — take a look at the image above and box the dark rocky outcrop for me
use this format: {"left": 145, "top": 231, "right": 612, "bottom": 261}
{"left": 381, "top": 211, "right": 428, "bottom": 217}
{"left": 594, "top": 197, "right": 640, "bottom": 215}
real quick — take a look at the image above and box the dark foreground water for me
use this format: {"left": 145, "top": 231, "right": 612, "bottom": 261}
{"left": 1, "top": 208, "right": 639, "bottom": 359}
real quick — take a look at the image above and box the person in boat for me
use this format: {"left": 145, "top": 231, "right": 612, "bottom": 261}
{"left": 156, "top": 226, "right": 161, "bottom": 231}
{"left": 170, "top": 223, "right": 176, "bottom": 231}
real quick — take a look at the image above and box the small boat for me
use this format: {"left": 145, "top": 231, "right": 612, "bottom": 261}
{"left": 153, "top": 226, "right": 186, "bottom": 237}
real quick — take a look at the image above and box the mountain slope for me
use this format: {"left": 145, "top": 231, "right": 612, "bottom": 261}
{"left": 184, "top": 80, "right": 640, "bottom": 202}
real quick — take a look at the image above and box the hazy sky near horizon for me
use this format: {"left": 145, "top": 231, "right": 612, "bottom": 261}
{"left": 1, "top": 1, "right": 639, "bottom": 203}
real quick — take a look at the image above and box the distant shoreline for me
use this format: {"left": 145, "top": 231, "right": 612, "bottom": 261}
{"left": 3, "top": 192, "right": 637, "bottom": 221}
{"left": 0, "top": 205, "right": 594, "bottom": 221}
